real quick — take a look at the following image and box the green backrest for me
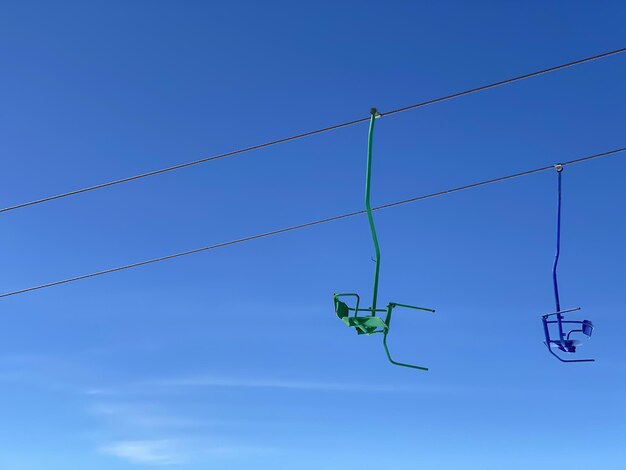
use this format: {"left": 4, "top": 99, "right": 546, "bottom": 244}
{"left": 334, "top": 298, "right": 350, "bottom": 319}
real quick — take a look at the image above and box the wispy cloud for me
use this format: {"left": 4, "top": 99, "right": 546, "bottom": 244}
{"left": 146, "top": 375, "right": 419, "bottom": 393}
{"left": 99, "top": 438, "right": 279, "bottom": 465}
{"left": 100, "top": 440, "right": 183, "bottom": 465}
{"left": 83, "top": 388, "right": 113, "bottom": 396}
{"left": 89, "top": 402, "right": 198, "bottom": 430}
{"left": 89, "top": 373, "right": 479, "bottom": 396}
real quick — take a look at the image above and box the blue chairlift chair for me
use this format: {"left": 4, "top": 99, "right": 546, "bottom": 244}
{"left": 541, "top": 164, "right": 594, "bottom": 363}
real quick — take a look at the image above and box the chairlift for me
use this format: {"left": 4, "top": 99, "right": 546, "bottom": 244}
{"left": 541, "top": 164, "right": 594, "bottom": 363}
{"left": 333, "top": 108, "right": 435, "bottom": 371}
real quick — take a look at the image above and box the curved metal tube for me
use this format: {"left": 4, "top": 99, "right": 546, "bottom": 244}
{"left": 365, "top": 109, "right": 381, "bottom": 312}
{"left": 553, "top": 166, "right": 563, "bottom": 313}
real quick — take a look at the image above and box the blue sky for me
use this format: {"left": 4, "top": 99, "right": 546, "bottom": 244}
{"left": 1, "top": 1, "right": 625, "bottom": 468}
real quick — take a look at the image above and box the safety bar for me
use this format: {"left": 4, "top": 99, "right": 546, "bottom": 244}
{"left": 542, "top": 307, "right": 581, "bottom": 318}
{"left": 389, "top": 302, "right": 436, "bottom": 313}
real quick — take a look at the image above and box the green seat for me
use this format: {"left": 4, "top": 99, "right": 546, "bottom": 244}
{"left": 344, "top": 315, "right": 387, "bottom": 335}
{"left": 334, "top": 296, "right": 385, "bottom": 335}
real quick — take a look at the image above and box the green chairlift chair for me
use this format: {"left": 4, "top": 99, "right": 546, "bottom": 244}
{"left": 333, "top": 108, "right": 435, "bottom": 371}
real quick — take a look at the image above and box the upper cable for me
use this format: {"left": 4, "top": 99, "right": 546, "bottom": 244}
{"left": 2, "top": 47, "right": 625, "bottom": 215}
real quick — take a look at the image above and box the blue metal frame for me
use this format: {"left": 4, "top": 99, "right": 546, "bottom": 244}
{"left": 541, "top": 165, "right": 594, "bottom": 363}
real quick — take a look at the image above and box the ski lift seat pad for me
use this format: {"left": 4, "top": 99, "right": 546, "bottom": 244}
{"left": 334, "top": 297, "right": 387, "bottom": 335}
{"left": 343, "top": 315, "right": 387, "bottom": 335}
{"left": 555, "top": 339, "right": 582, "bottom": 353}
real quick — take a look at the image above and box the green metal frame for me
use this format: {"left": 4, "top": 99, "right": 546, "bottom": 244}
{"left": 333, "top": 108, "right": 435, "bottom": 371}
